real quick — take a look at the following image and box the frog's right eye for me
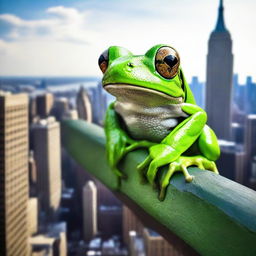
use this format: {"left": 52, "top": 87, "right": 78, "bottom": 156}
{"left": 98, "top": 49, "right": 109, "bottom": 73}
{"left": 155, "top": 46, "right": 180, "bottom": 79}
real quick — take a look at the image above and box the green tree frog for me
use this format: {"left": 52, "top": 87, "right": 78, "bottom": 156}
{"left": 98, "top": 44, "right": 220, "bottom": 200}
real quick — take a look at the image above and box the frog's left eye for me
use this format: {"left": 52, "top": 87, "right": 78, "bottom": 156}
{"left": 98, "top": 49, "right": 109, "bottom": 73}
{"left": 155, "top": 46, "right": 180, "bottom": 79}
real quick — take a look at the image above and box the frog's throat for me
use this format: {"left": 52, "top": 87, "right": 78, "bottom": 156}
{"left": 104, "top": 84, "right": 184, "bottom": 105}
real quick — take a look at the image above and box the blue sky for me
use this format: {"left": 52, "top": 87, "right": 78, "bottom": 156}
{"left": 0, "top": 0, "right": 255, "bottom": 82}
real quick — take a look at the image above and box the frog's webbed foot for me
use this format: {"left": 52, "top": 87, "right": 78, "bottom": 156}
{"left": 158, "top": 155, "right": 218, "bottom": 200}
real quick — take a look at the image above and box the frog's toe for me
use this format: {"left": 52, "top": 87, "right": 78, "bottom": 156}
{"left": 180, "top": 164, "right": 194, "bottom": 182}
{"left": 137, "top": 155, "right": 151, "bottom": 172}
{"left": 147, "top": 159, "right": 162, "bottom": 187}
{"left": 195, "top": 158, "right": 204, "bottom": 170}
{"left": 159, "top": 162, "right": 178, "bottom": 201}
{"left": 137, "top": 156, "right": 151, "bottom": 180}
{"left": 201, "top": 158, "right": 219, "bottom": 174}
{"left": 181, "top": 155, "right": 219, "bottom": 175}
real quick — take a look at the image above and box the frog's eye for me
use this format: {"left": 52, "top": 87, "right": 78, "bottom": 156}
{"left": 98, "top": 49, "right": 109, "bottom": 73}
{"left": 155, "top": 46, "right": 180, "bottom": 79}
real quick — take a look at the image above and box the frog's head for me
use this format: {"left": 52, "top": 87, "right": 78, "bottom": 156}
{"left": 98, "top": 44, "right": 195, "bottom": 104}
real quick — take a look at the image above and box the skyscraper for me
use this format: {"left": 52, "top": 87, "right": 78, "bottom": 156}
{"left": 29, "top": 222, "right": 67, "bottom": 256}
{"left": 36, "top": 93, "right": 54, "bottom": 118}
{"left": 29, "top": 150, "right": 37, "bottom": 197}
{"left": 28, "top": 198, "right": 38, "bottom": 236}
{"left": 206, "top": 0, "right": 233, "bottom": 140}
{"left": 189, "top": 76, "right": 205, "bottom": 108}
{"left": 245, "top": 77, "right": 256, "bottom": 114}
{"left": 51, "top": 97, "right": 69, "bottom": 121}
{"left": 216, "top": 140, "right": 245, "bottom": 182}
{"left": 122, "top": 206, "right": 143, "bottom": 245}
{"left": 76, "top": 86, "right": 92, "bottom": 122}
{"left": 128, "top": 231, "right": 145, "bottom": 256}
{"left": 244, "top": 115, "right": 256, "bottom": 186}
{"left": 0, "top": 92, "right": 29, "bottom": 256}
{"left": 88, "top": 83, "right": 108, "bottom": 125}
{"left": 143, "top": 228, "right": 180, "bottom": 256}
{"left": 82, "top": 180, "right": 98, "bottom": 241}
{"left": 31, "top": 117, "right": 61, "bottom": 218}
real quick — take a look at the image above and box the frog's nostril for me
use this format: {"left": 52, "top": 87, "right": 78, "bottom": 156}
{"left": 127, "top": 62, "right": 134, "bottom": 68}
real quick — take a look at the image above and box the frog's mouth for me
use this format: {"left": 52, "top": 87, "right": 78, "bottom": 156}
{"left": 104, "top": 84, "right": 183, "bottom": 105}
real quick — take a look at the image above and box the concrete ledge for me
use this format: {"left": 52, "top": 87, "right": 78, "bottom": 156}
{"left": 62, "top": 120, "right": 256, "bottom": 256}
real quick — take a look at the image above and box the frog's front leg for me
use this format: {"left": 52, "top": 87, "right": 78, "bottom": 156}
{"left": 158, "top": 155, "right": 218, "bottom": 200}
{"left": 105, "top": 102, "right": 155, "bottom": 178}
{"left": 137, "top": 103, "right": 207, "bottom": 185}
{"left": 157, "top": 125, "right": 220, "bottom": 200}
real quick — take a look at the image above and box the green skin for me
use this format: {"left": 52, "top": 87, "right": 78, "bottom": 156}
{"left": 100, "top": 44, "right": 220, "bottom": 200}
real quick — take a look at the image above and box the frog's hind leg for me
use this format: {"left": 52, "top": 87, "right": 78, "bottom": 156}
{"left": 198, "top": 125, "right": 220, "bottom": 161}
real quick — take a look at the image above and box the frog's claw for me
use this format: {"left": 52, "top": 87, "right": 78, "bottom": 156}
{"left": 158, "top": 155, "right": 219, "bottom": 201}
{"left": 137, "top": 155, "right": 152, "bottom": 183}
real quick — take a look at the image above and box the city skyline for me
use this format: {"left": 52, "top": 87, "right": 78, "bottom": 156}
{"left": 0, "top": 0, "right": 256, "bottom": 82}
{"left": 0, "top": 1, "right": 256, "bottom": 255}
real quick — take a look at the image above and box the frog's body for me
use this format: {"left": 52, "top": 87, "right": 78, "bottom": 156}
{"left": 107, "top": 85, "right": 187, "bottom": 142}
{"left": 99, "top": 44, "right": 220, "bottom": 200}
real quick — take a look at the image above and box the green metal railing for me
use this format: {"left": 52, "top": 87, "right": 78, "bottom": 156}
{"left": 62, "top": 120, "right": 256, "bottom": 256}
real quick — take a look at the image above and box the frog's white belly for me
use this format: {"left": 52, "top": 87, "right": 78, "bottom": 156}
{"left": 105, "top": 84, "right": 188, "bottom": 142}
{"left": 115, "top": 101, "right": 187, "bottom": 142}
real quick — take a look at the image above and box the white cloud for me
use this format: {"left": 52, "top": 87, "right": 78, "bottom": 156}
{"left": 0, "top": 39, "right": 9, "bottom": 54}
{"left": 0, "top": 6, "right": 99, "bottom": 76}
{"left": 0, "top": 6, "right": 95, "bottom": 44}
{"left": 0, "top": 14, "right": 24, "bottom": 26}
{"left": 47, "top": 6, "right": 83, "bottom": 23}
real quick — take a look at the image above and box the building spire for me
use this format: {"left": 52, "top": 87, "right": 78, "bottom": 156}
{"left": 215, "top": 0, "right": 227, "bottom": 32}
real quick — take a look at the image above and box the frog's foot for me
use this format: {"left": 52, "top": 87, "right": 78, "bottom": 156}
{"left": 159, "top": 155, "right": 218, "bottom": 201}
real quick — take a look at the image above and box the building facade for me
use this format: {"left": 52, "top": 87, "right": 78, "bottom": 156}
{"left": 0, "top": 92, "right": 29, "bottom": 256}
{"left": 217, "top": 140, "right": 245, "bottom": 182}
{"left": 122, "top": 206, "right": 144, "bottom": 246}
{"left": 143, "top": 228, "right": 181, "bottom": 256}
{"left": 36, "top": 93, "right": 54, "bottom": 119}
{"left": 245, "top": 115, "right": 256, "bottom": 187}
{"left": 28, "top": 197, "right": 38, "bottom": 236}
{"left": 31, "top": 117, "right": 61, "bottom": 218}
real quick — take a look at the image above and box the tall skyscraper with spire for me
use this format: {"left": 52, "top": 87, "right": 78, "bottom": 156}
{"left": 206, "top": 0, "right": 233, "bottom": 140}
